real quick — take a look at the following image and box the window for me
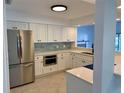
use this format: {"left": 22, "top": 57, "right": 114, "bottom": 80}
{"left": 115, "top": 33, "right": 121, "bottom": 51}
{"left": 77, "top": 21, "right": 121, "bottom": 52}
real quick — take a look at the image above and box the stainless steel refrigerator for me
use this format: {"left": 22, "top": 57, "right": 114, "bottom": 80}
{"left": 7, "top": 29, "right": 34, "bottom": 88}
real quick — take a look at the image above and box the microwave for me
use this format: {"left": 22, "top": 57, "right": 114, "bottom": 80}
{"left": 43, "top": 55, "right": 57, "bottom": 66}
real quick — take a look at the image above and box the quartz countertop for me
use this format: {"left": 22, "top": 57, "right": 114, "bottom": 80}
{"left": 66, "top": 61, "right": 121, "bottom": 84}
{"left": 66, "top": 67, "right": 93, "bottom": 84}
{"left": 35, "top": 49, "right": 93, "bottom": 56}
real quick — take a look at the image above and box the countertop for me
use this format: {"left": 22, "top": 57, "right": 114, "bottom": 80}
{"left": 35, "top": 49, "right": 94, "bottom": 56}
{"left": 66, "top": 61, "right": 121, "bottom": 84}
{"left": 66, "top": 67, "right": 93, "bottom": 84}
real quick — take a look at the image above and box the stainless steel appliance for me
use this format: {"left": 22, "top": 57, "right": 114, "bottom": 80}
{"left": 7, "top": 29, "right": 34, "bottom": 88}
{"left": 43, "top": 55, "right": 57, "bottom": 66}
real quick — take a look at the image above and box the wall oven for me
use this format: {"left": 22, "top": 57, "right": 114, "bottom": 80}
{"left": 43, "top": 55, "right": 57, "bottom": 66}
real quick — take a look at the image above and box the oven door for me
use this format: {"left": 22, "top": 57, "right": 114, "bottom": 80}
{"left": 43, "top": 55, "right": 57, "bottom": 66}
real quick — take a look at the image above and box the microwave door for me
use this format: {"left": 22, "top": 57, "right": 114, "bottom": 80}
{"left": 20, "top": 30, "right": 34, "bottom": 63}
{"left": 7, "top": 29, "right": 21, "bottom": 65}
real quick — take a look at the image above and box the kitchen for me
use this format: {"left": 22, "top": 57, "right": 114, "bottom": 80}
{"left": 3, "top": 0, "right": 121, "bottom": 93}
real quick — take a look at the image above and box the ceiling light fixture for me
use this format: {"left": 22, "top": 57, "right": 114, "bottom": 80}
{"left": 51, "top": 5, "right": 67, "bottom": 12}
{"left": 116, "top": 18, "right": 120, "bottom": 21}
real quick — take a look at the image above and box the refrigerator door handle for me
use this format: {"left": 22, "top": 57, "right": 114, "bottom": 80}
{"left": 24, "top": 63, "right": 33, "bottom": 67}
{"left": 17, "top": 33, "right": 20, "bottom": 58}
{"left": 19, "top": 35, "right": 22, "bottom": 58}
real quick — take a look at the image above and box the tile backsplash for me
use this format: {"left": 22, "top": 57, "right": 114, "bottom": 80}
{"left": 34, "top": 42, "right": 74, "bottom": 52}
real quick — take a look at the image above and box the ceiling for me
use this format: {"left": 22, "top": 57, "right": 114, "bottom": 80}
{"left": 6, "top": 0, "right": 121, "bottom": 22}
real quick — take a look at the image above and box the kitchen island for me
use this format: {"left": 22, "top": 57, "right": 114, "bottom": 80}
{"left": 66, "top": 58, "right": 121, "bottom": 93}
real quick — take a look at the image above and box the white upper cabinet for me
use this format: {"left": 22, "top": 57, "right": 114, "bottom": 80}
{"left": 29, "top": 23, "right": 47, "bottom": 43}
{"left": 47, "top": 25, "right": 62, "bottom": 42}
{"left": 62, "top": 27, "right": 76, "bottom": 42}
{"left": 47, "top": 25, "right": 54, "bottom": 42}
{"left": 7, "top": 21, "right": 29, "bottom": 30}
{"left": 53, "top": 25, "right": 62, "bottom": 42}
{"left": 7, "top": 21, "right": 76, "bottom": 42}
{"left": 68, "top": 27, "right": 76, "bottom": 42}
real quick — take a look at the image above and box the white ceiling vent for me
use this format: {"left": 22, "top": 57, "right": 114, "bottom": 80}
{"left": 5, "top": 0, "right": 12, "bottom": 4}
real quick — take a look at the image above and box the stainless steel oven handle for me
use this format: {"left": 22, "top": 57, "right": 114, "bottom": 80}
{"left": 44, "top": 57, "right": 57, "bottom": 60}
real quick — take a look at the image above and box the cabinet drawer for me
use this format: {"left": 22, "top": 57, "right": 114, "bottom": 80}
{"left": 35, "top": 56, "right": 43, "bottom": 61}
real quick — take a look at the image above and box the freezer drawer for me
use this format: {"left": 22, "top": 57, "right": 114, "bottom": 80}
{"left": 9, "top": 63, "right": 34, "bottom": 88}
{"left": 22, "top": 63, "right": 35, "bottom": 84}
{"left": 9, "top": 65, "right": 23, "bottom": 88}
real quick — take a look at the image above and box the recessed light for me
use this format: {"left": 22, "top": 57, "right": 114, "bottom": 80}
{"left": 117, "top": 6, "right": 121, "bottom": 9}
{"left": 51, "top": 5, "right": 67, "bottom": 12}
{"left": 77, "top": 25, "right": 81, "bottom": 27}
{"left": 116, "top": 18, "right": 120, "bottom": 21}
{"left": 92, "top": 22, "right": 95, "bottom": 24}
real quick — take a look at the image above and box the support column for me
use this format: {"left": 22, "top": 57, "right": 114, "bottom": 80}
{"left": 93, "top": 0, "right": 116, "bottom": 93}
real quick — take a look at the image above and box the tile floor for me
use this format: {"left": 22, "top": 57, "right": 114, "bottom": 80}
{"left": 10, "top": 72, "right": 66, "bottom": 93}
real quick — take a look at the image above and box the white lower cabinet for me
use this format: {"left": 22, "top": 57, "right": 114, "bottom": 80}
{"left": 34, "top": 52, "right": 93, "bottom": 76}
{"left": 57, "top": 54, "right": 66, "bottom": 70}
{"left": 64, "top": 53, "right": 73, "bottom": 69}
{"left": 35, "top": 61, "right": 43, "bottom": 76}
{"left": 82, "top": 55, "right": 93, "bottom": 66}
{"left": 72, "top": 53, "right": 93, "bottom": 68}
{"left": 43, "top": 65, "right": 58, "bottom": 74}
{"left": 72, "top": 53, "right": 83, "bottom": 68}
{"left": 34, "top": 56, "right": 44, "bottom": 76}
{"left": 57, "top": 53, "right": 73, "bottom": 70}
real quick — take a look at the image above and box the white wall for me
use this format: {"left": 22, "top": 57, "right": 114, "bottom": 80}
{"left": 70, "top": 14, "right": 121, "bottom": 26}
{"left": 70, "top": 14, "right": 95, "bottom": 26}
{"left": 4, "top": 1, "right": 10, "bottom": 93}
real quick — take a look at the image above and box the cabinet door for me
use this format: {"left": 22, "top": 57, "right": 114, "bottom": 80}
{"left": 47, "top": 25, "right": 62, "bottom": 42}
{"left": 7, "top": 21, "right": 29, "bottom": 30}
{"left": 47, "top": 25, "right": 54, "bottom": 42}
{"left": 29, "top": 23, "right": 40, "bottom": 42}
{"left": 35, "top": 61, "right": 43, "bottom": 76}
{"left": 72, "top": 53, "right": 84, "bottom": 68}
{"left": 62, "top": 27, "right": 69, "bottom": 42}
{"left": 62, "top": 27, "right": 76, "bottom": 42}
{"left": 57, "top": 54, "right": 66, "bottom": 70}
{"left": 68, "top": 27, "right": 76, "bottom": 42}
{"left": 29, "top": 23, "right": 47, "bottom": 43}
{"left": 53, "top": 25, "right": 62, "bottom": 42}
{"left": 73, "top": 58, "right": 83, "bottom": 68}
{"left": 50, "top": 65, "right": 58, "bottom": 72}
{"left": 63, "top": 53, "right": 72, "bottom": 69}
{"left": 82, "top": 55, "right": 93, "bottom": 66}
{"left": 38, "top": 24, "right": 47, "bottom": 42}
{"left": 43, "top": 66, "right": 51, "bottom": 74}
